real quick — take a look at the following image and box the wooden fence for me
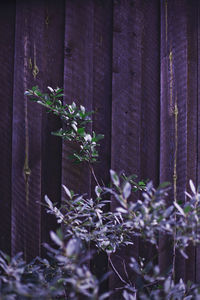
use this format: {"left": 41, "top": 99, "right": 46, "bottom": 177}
{"left": 0, "top": 0, "right": 199, "bottom": 285}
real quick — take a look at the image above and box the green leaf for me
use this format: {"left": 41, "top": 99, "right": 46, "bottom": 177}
{"left": 62, "top": 185, "right": 72, "bottom": 199}
{"left": 184, "top": 206, "right": 191, "bottom": 213}
{"left": 189, "top": 179, "right": 196, "bottom": 194}
{"left": 158, "top": 182, "right": 171, "bottom": 189}
{"left": 174, "top": 202, "right": 185, "bottom": 216}
{"left": 95, "top": 186, "right": 102, "bottom": 198}
{"left": 77, "top": 127, "right": 85, "bottom": 136}
{"left": 55, "top": 88, "right": 63, "bottom": 93}
{"left": 32, "top": 86, "right": 39, "bottom": 92}
{"left": 95, "top": 134, "right": 104, "bottom": 142}
{"left": 123, "top": 182, "right": 131, "bottom": 199}
{"left": 56, "top": 228, "right": 63, "bottom": 241}
{"left": 72, "top": 153, "right": 83, "bottom": 162}
{"left": 110, "top": 170, "right": 120, "bottom": 187}
{"left": 50, "top": 231, "right": 63, "bottom": 247}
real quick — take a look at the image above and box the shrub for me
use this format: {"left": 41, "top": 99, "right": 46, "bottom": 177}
{"left": 0, "top": 86, "right": 200, "bottom": 299}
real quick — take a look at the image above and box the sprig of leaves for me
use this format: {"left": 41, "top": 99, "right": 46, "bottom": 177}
{"left": 25, "top": 86, "right": 104, "bottom": 164}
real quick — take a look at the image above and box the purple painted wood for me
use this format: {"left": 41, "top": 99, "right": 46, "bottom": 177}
{"left": 159, "top": 0, "right": 174, "bottom": 276}
{"left": 160, "top": 0, "right": 198, "bottom": 282}
{"left": 12, "top": 0, "right": 45, "bottom": 260}
{"left": 92, "top": 0, "right": 113, "bottom": 192}
{"left": 62, "top": 0, "right": 94, "bottom": 196}
{"left": 196, "top": 0, "right": 200, "bottom": 283}
{"left": 63, "top": 2, "right": 113, "bottom": 288}
{"left": 0, "top": 1, "right": 16, "bottom": 255}
{"left": 1, "top": 0, "right": 200, "bottom": 289}
{"left": 139, "top": 1, "right": 160, "bottom": 184}
{"left": 111, "top": 0, "right": 146, "bottom": 293}
{"left": 185, "top": 0, "right": 198, "bottom": 283}
{"left": 138, "top": 0, "right": 160, "bottom": 263}
{"left": 40, "top": 0, "right": 65, "bottom": 255}
{"left": 90, "top": 0, "right": 113, "bottom": 289}
{"left": 111, "top": 0, "right": 142, "bottom": 203}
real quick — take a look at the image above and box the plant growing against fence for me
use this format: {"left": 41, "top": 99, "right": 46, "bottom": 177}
{"left": 1, "top": 86, "right": 200, "bottom": 299}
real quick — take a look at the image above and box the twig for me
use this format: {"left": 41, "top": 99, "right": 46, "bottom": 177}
{"left": 89, "top": 163, "right": 101, "bottom": 188}
{"left": 108, "top": 254, "right": 129, "bottom": 285}
{"left": 122, "top": 259, "right": 132, "bottom": 285}
{"left": 143, "top": 280, "right": 160, "bottom": 288}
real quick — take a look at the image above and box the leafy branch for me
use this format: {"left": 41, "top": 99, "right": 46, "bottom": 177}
{"left": 25, "top": 86, "right": 104, "bottom": 166}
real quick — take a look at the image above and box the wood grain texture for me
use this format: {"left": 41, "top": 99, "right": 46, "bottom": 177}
{"left": 111, "top": 0, "right": 144, "bottom": 294}
{"left": 196, "top": 0, "right": 200, "bottom": 283}
{"left": 92, "top": 0, "right": 113, "bottom": 191}
{"left": 0, "top": 0, "right": 16, "bottom": 255}
{"left": 40, "top": 0, "right": 65, "bottom": 256}
{"left": 160, "top": 0, "right": 198, "bottom": 282}
{"left": 159, "top": 0, "right": 174, "bottom": 276}
{"left": 139, "top": 0, "right": 160, "bottom": 264}
{"left": 62, "top": 0, "right": 94, "bottom": 196}
{"left": 0, "top": 0, "right": 200, "bottom": 290}
{"left": 90, "top": 0, "right": 113, "bottom": 291}
{"left": 63, "top": 1, "right": 113, "bottom": 289}
{"left": 12, "top": 0, "right": 45, "bottom": 260}
{"left": 185, "top": 0, "right": 198, "bottom": 283}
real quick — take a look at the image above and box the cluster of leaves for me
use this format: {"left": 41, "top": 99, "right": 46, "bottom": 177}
{"left": 44, "top": 171, "right": 200, "bottom": 299}
{"left": 123, "top": 257, "right": 200, "bottom": 300}
{"left": 108, "top": 171, "right": 200, "bottom": 258}
{"left": 105, "top": 171, "right": 174, "bottom": 246}
{"left": 2, "top": 87, "right": 200, "bottom": 299}
{"left": 45, "top": 185, "right": 133, "bottom": 254}
{"left": 0, "top": 234, "right": 110, "bottom": 300}
{"left": 45, "top": 172, "right": 173, "bottom": 255}
{"left": 25, "top": 86, "right": 104, "bottom": 163}
{"left": 173, "top": 181, "right": 200, "bottom": 256}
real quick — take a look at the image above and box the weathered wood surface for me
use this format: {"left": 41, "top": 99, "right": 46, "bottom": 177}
{"left": 110, "top": 0, "right": 160, "bottom": 294}
{"left": 40, "top": 0, "right": 65, "bottom": 256}
{"left": 12, "top": 0, "right": 45, "bottom": 260}
{"left": 160, "top": 0, "right": 198, "bottom": 282}
{"left": 0, "top": 1, "right": 16, "bottom": 255}
{"left": 0, "top": 0, "right": 200, "bottom": 289}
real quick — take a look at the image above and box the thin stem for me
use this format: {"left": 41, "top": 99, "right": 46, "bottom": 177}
{"left": 172, "top": 231, "right": 177, "bottom": 282}
{"left": 143, "top": 280, "right": 159, "bottom": 288}
{"left": 122, "top": 259, "right": 132, "bottom": 285}
{"left": 88, "top": 163, "right": 101, "bottom": 188}
{"left": 172, "top": 100, "right": 178, "bottom": 282}
{"left": 108, "top": 254, "right": 129, "bottom": 286}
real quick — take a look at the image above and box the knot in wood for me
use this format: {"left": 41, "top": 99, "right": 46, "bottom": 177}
{"left": 65, "top": 47, "right": 72, "bottom": 57}
{"left": 24, "top": 167, "right": 31, "bottom": 176}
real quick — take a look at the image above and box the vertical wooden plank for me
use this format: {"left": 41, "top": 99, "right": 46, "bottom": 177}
{"left": 159, "top": 0, "right": 174, "bottom": 277}
{"left": 139, "top": 0, "right": 160, "bottom": 263}
{"left": 196, "top": 0, "right": 200, "bottom": 283}
{"left": 90, "top": 0, "right": 113, "bottom": 291}
{"left": 12, "top": 0, "right": 45, "bottom": 260}
{"left": 159, "top": 0, "right": 198, "bottom": 282}
{"left": 140, "top": 1, "right": 160, "bottom": 184}
{"left": 62, "top": 0, "right": 94, "bottom": 196}
{"left": 111, "top": 0, "right": 160, "bottom": 293}
{"left": 185, "top": 0, "right": 198, "bottom": 283}
{"left": 92, "top": 0, "right": 113, "bottom": 190}
{"left": 111, "top": 0, "right": 143, "bottom": 294}
{"left": 0, "top": 0, "right": 16, "bottom": 255}
{"left": 41, "top": 0, "right": 65, "bottom": 255}
{"left": 111, "top": 0, "right": 143, "bottom": 204}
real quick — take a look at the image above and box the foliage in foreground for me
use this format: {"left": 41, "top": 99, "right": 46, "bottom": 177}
{"left": 1, "top": 86, "right": 200, "bottom": 299}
